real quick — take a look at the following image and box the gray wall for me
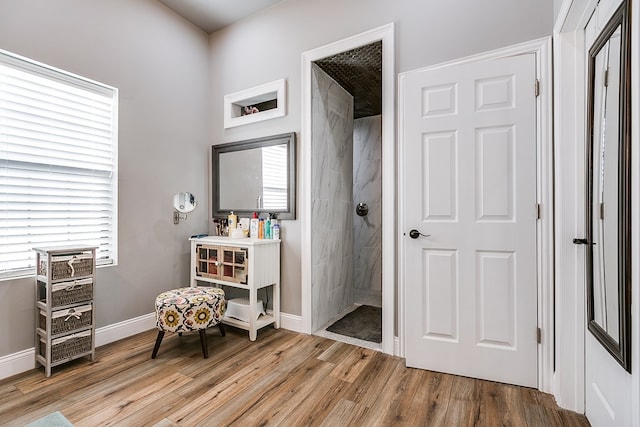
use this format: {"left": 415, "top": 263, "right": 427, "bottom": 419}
{"left": 311, "top": 64, "right": 354, "bottom": 330}
{"left": 353, "top": 116, "right": 382, "bottom": 305}
{"left": 0, "top": 0, "right": 210, "bottom": 356}
{"left": 208, "top": 0, "right": 554, "bottom": 315}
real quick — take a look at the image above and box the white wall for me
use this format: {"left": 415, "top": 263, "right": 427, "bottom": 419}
{"left": 0, "top": 0, "right": 211, "bottom": 357}
{"left": 208, "top": 0, "right": 554, "bottom": 315}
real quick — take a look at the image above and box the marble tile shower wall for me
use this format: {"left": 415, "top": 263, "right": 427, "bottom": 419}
{"left": 353, "top": 116, "right": 382, "bottom": 306}
{"left": 311, "top": 64, "right": 354, "bottom": 330}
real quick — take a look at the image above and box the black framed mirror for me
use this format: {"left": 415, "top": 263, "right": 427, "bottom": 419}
{"left": 586, "top": 0, "right": 631, "bottom": 372}
{"left": 212, "top": 132, "right": 296, "bottom": 220}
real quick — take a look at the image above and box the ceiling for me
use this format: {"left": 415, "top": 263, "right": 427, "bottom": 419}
{"left": 315, "top": 42, "right": 382, "bottom": 119}
{"left": 158, "top": 0, "right": 283, "bottom": 33}
{"left": 159, "top": 0, "right": 382, "bottom": 119}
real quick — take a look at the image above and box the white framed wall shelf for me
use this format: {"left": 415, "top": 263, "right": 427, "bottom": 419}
{"left": 223, "top": 79, "right": 286, "bottom": 128}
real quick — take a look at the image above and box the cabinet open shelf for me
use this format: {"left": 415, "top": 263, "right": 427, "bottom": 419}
{"left": 222, "top": 312, "right": 275, "bottom": 331}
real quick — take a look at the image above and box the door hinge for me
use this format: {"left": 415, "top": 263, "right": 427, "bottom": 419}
{"left": 604, "top": 68, "right": 609, "bottom": 87}
{"left": 537, "top": 327, "right": 542, "bottom": 344}
{"left": 534, "top": 79, "right": 540, "bottom": 97}
{"left": 536, "top": 203, "right": 541, "bottom": 220}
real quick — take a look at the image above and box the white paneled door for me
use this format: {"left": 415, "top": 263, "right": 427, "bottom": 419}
{"left": 402, "top": 53, "right": 539, "bottom": 387}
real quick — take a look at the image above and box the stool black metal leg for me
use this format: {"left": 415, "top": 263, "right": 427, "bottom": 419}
{"left": 199, "top": 329, "right": 208, "bottom": 359}
{"left": 151, "top": 330, "right": 165, "bottom": 359}
{"left": 218, "top": 323, "right": 226, "bottom": 337}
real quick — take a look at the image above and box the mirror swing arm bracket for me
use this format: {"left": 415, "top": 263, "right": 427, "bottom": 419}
{"left": 174, "top": 211, "right": 187, "bottom": 224}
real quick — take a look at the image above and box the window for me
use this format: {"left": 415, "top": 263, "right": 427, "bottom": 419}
{"left": 0, "top": 49, "right": 118, "bottom": 278}
{"left": 261, "top": 144, "right": 288, "bottom": 210}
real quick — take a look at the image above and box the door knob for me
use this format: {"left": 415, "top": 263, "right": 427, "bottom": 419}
{"left": 356, "top": 202, "right": 369, "bottom": 217}
{"left": 408, "top": 229, "right": 431, "bottom": 239}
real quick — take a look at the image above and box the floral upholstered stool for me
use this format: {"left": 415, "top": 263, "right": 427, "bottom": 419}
{"left": 152, "top": 287, "right": 226, "bottom": 359}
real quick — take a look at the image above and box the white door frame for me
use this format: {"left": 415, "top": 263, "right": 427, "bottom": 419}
{"left": 300, "top": 23, "right": 396, "bottom": 355}
{"left": 551, "top": 1, "right": 593, "bottom": 411}
{"left": 398, "top": 38, "right": 553, "bottom": 390}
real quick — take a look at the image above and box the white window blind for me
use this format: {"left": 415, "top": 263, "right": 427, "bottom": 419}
{"left": 0, "top": 50, "right": 118, "bottom": 278}
{"left": 261, "top": 144, "right": 288, "bottom": 210}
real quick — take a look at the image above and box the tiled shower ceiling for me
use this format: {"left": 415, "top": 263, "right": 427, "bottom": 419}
{"left": 315, "top": 41, "right": 382, "bottom": 119}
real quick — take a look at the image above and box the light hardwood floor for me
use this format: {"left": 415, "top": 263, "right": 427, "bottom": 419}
{"left": 0, "top": 327, "right": 589, "bottom": 426}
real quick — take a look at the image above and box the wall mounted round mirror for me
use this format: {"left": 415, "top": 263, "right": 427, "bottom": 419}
{"left": 173, "top": 192, "right": 197, "bottom": 213}
{"left": 173, "top": 192, "right": 197, "bottom": 224}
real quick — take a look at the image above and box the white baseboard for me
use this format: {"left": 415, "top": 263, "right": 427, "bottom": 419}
{"left": 279, "top": 312, "right": 305, "bottom": 333}
{"left": 0, "top": 348, "right": 35, "bottom": 381}
{"left": 95, "top": 312, "right": 155, "bottom": 347}
{"left": 0, "top": 311, "right": 305, "bottom": 380}
{"left": 0, "top": 313, "right": 156, "bottom": 381}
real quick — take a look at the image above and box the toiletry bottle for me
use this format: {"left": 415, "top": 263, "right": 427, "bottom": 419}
{"left": 273, "top": 223, "right": 280, "bottom": 240}
{"left": 269, "top": 218, "right": 276, "bottom": 239}
{"left": 228, "top": 211, "right": 237, "bottom": 230}
{"left": 258, "top": 218, "right": 264, "bottom": 239}
{"left": 239, "top": 217, "right": 250, "bottom": 235}
{"left": 250, "top": 212, "right": 259, "bottom": 239}
{"left": 265, "top": 215, "right": 271, "bottom": 239}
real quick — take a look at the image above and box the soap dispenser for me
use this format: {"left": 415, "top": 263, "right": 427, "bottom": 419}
{"left": 228, "top": 211, "right": 237, "bottom": 230}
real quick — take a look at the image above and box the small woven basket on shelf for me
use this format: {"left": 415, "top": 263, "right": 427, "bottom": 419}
{"left": 39, "top": 305, "right": 92, "bottom": 335}
{"left": 50, "top": 256, "right": 93, "bottom": 280}
{"left": 51, "top": 280, "right": 93, "bottom": 308}
{"left": 41, "top": 334, "right": 92, "bottom": 363}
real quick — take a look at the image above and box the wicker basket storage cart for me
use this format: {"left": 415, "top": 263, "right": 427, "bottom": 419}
{"left": 33, "top": 246, "right": 97, "bottom": 377}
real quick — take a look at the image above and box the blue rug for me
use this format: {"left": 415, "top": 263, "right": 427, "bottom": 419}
{"left": 25, "top": 411, "right": 73, "bottom": 427}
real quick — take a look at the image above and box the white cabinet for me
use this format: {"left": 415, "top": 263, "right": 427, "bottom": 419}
{"left": 34, "top": 246, "right": 96, "bottom": 377}
{"left": 189, "top": 236, "right": 280, "bottom": 341}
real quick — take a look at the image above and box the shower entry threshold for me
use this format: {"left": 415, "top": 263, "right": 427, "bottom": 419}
{"left": 314, "top": 304, "right": 382, "bottom": 352}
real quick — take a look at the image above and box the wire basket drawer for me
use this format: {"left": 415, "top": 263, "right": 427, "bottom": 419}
{"left": 40, "top": 304, "right": 92, "bottom": 335}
